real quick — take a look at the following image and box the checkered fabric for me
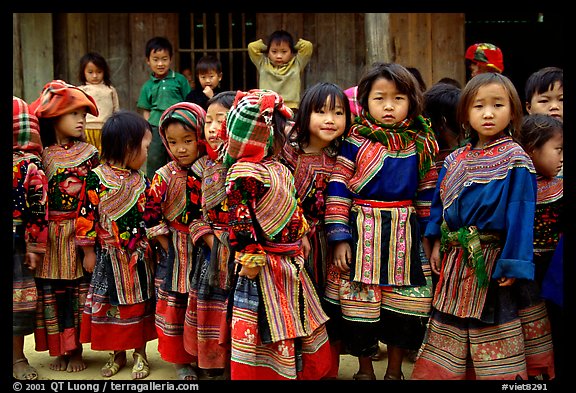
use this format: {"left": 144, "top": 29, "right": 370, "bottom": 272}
{"left": 13, "top": 96, "right": 43, "bottom": 155}
{"left": 30, "top": 79, "right": 99, "bottom": 119}
{"left": 223, "top": 89, "right": 292, "bottom": 167}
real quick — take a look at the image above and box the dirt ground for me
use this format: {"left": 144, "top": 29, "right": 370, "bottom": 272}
{"left": 22, "top": 336, "right": 414, "bottom": 381}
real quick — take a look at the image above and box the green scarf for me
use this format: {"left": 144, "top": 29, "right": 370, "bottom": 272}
{"left": 355, "top": 112, "right": 438, "bottom": 180}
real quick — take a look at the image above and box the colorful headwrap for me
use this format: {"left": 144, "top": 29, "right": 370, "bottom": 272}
{"left": 465, "top": 43, "right": 504, "bottom": 73}
{"left": 344, "top": 86, "right": 361, "bottom": 117}
{"left": 158, "top": 102, "right": 206, "bottom": 161}
{"left": 13, "top": 96, "right": 43, "bottom": 156}
{"left": 223, "top": 89, "right": 293, "bottom": 167}
{"left": 30, "top": 79, "right": 99, "bottom": 118}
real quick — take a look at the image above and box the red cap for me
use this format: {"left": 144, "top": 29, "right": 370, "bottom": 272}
{"left": 465, "top": 43, "right": 504, "bottom": 73}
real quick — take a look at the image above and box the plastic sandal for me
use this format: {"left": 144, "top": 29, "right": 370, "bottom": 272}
{"left": 13, "top": 358, "right": 38, "bottom": 380}
{"left": 175, "top": 365, "right": 198, "bottom": 380}
{"left": 132, "top": 352, "right": 150, "bottom": 380}
{"left": 101, "top": 352, "right": 126, "bottom": 377}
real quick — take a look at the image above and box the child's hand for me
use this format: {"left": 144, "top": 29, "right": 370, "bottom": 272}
{"left": 333, "top": 241, "right": 352, "bottom": 272}
{"left": 25, "top": 252, "right": 42, "bottom": 270}
{"left": 203, "top": 86, "right": 214, "bottom": 99}
{"left": 82, "top": 248, "right": 97, "bottom": 273}
{"left": 156, "top": 235, "right": 169, "bottom": 253}
{"left": 238, "top": 264, "right": 261, "bottom": 280}
{"left": 429, "top": 239, "right": 442, "bottom": 275}
{"left": 301, "top": 235, "right": 311, "bottom": 260}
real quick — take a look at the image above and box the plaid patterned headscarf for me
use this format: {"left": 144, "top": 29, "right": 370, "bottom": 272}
{"left": 223, "top": 89, "right": 293, "bottom": 167}
{"left": 159, "top": 102, "right": 207, "bottom": 161}
{"left": 30, "top": 79, "right": 99, "bottom": 118}
{"left": 13, "top": 96, "right": 43, "bottom": 156}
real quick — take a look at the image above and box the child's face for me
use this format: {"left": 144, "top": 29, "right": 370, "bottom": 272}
{"left": 84, "top": 61, "right": 104, "bottom": 85}
{"left": 53, "top": 108, "right": 88, "bottom": 145}
{"left": 529, "top": 132, "right": 563, "bottom": 178}
{"left": 165, "top": 122, "right": 199, "bottom": 167}
{"left": 146, "top": 49, "right": 172, "bottom": 78}
{"left": 367, "top": 77, "right": 409, "bottom": 125}
{"left": 127, "top": 129, "right": 152, "bottom": 170}
{"left": 267, "top": 41, "right": 293, "bottom": 67}
{"left": 526, "top": 81, "right": 563, "bottom": 122}
{"left": 307, "top": 96, "right": 347, "bottom": 151}
{"left": 198, "top": 70, "right": 222, "bottom": 90}
{"left": 468, "top": 83, "right": 512, "bottom": 146}
{"left": 204, "top": 102, "right": 228, "bottom": 150}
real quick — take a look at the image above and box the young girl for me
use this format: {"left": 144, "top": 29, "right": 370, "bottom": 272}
{"left": 411, "top": 72, "right": 549, "bottom": 380}
{"left": 78, "top": 52, "right": 120, "bottom": 153}
{"left": 30, "top": 80, "right": 100, "bottom": 373}
{"left": 324, "top": 62, "right": 439, "bottom": 380}
{"left": 77, "top": 110, "right": 157, "bottom": 380}
{"left": 223, "top": 89, "right": 332, "bottom": 380}
{"left": 248, "top": 30, "right": 313, "bottom": 111}
{"left": 517, "top": 113, "right": 562, "bottom": 379}
{"left": 13, "top": 96, "right": 49, "bottom": 380}
{"left": 185, "top": 91, "right": 236, "bottom": 379}
{"left": 144, "top": 102, "right": 206, "bottom": 380}
{"left": 280, "top": 83, "right": 350, "bottom": 378}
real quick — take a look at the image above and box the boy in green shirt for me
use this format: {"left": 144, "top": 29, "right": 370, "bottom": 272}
{"left": 137, "top": 36, "right": 191, "bottom": 179}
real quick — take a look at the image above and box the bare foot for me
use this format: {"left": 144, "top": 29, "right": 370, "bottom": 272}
{"left": 49, "top": 355, "right": 68, "bottom": 371}
{"left": 66, "top": 349, "right": 87, "bottom": 373}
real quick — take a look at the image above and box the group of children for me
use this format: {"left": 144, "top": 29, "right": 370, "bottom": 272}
{"left": 13, "top": 30, "right": 562, "bottom": 382}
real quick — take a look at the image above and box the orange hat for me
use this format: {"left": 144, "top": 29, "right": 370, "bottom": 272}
{"left": 465, "top": 43, "right": 504, "bottom": 73}
{"left": 30, "top": 79, "right": 99, "bottom": 119}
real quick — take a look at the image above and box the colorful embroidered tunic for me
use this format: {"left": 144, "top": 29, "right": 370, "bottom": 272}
{"left": 281, "top": 142, "right": 337, "bottom": 294}
{"left": 425, "top": 137, "right": 537, "bottom": 318}
{"left": 37, "top": 141, "right": 99, "bottom": 280}
{"left": 183, "top": 154, "right": 232, "bottom": 369}
{"left": 145, "top": 160, "right": 207, "bottom": 294}
{"left": 226, "top": 159, "right": 331, "bottom": 379}
{"left": 411, "top": 136, "right": 553, "bottom": 381}
{"left": 13, "top": 144, "right": 48, "bottom": 334}
{"left": 76, "top": 164, "right": 155, "bottom": 305}
{"left": 77, "top": 164, "right": 157, "bottom": 350}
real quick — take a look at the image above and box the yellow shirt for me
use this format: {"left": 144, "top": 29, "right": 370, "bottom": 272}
{"left": 248, "top": 38, "right": 313, "bottom": 109}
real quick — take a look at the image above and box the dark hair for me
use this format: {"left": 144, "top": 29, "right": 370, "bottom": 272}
{"left": 517, "top": 113, "right": 563, "bottom": 154}
{"left": 437, "top": 77, "right": 462, "bottom": 89}
{"left": 457, "top": 73, "right": 523, "bottom": 144}
{"left": 407, "top": 66, "right": 427, "bottom": 92}
{"left": 266, "top": 30, "right": 296, "bottom": 54}
{"left": 39, "top": 117, "right": 85, "bottom": 147}
{"left": 196, "top": 55, "right": 222, "bottom": 75}
{"left": 207, "top": 90, "right": 236, "bottom": 109}
{"left": 145, "top": 36, "right": 173, "bottom": 58}
{"left": 100, "top": 110, "right": 151, "bottom": 165}
{"left": 290, "top": 82, "right": 351, "bottom": 156}
{"left": 357, "top": 62, "right": 424, "bottom": 120}
{"left": 271, "top": 110, "right": 289, "bottom": 158}
{"left": 78, "top": 52, "right": 112, "bottom": 86}
{"left": 524, "top": 66, "right": 563, "bottom": 103}
{"left": 423, "top": 82, "right": 461, "bottom": 148}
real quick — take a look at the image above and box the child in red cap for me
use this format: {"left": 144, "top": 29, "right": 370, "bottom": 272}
{"left": 465, "top": 42, "right": 504, "bottom": 78}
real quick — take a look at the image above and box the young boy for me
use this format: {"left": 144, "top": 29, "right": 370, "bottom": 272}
{"left": 248, "top": 30, "right": 313, "bottom": 111}
{"left": 137, "top": 36, "right": 192, "bottom": 179}
{"left": 185, "top": 55, "right": 223, "bottom": 110}
{"left": 524, "top": 66, "right": 563, "bottom": 177}
{"left": 525, "top": 66, "right": 563, "bottom": 122}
